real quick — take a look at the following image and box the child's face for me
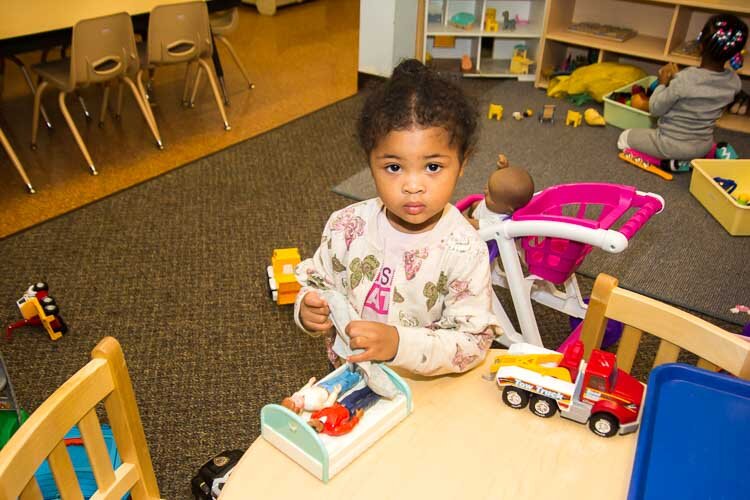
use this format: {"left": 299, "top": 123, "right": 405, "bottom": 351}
{"left": 369, "top": 126, "right": 465, "bottom": 233}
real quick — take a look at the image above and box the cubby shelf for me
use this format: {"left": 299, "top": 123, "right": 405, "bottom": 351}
{"left": 421, "top": 0, "right": 548, "bottom": 80}
{"left": 535, "top": 0, "right": 750, "bottom": 133}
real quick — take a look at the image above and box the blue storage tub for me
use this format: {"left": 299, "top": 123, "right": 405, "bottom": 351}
{"left": 35, "top": 424, "right": 123, "bottom": 499}
{"left": 628, "top": 364, "right": 750, "bottom": 500}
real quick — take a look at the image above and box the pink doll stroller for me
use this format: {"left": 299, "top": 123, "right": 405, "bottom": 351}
{"left": 456, "top": 183, "right": 664, "bottom": 348}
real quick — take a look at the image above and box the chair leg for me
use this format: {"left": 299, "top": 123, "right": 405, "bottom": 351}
{"left": 9, "top": 56, "right": 53, "bottom": 129}
{"left": 197, "top": 58, "right": 230, "bottom": 131}
{"left": 0, "top": 127, "right": 35, "bottom": 193}
{"left": 99, "top": 84, "right": 110, "bottom": 127}
{"left": 31, "top": 81, "right": 49, "bottom": 149}
{"left": 75, "top": 91, "right": 92, "bottom": 121}
{"left": 216, "top": 35, "right": 254, "bottom": 89}
{"left": 189, "top": 65, "right": 203, "bottom": 108}
{"left": 58, "top": 91, "right": 97, "bottom": 175}
{"left": 122, "top": 76, "right": 163, "bottom": 150}
{"left": 136, "top": 69, "right": 157, "bottom": 130}
{"left": 182, "top": 61, "right": 197, "bottom": 107}
{"left": 115, "top": 81, "right": 124, "bottom": 119}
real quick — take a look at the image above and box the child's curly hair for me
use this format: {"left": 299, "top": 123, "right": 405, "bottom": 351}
{"left": 699, "top": 14, "right": 747, "bottom": 63}
{"left": 357, "top": 59, "right": 478, "bottom": 163}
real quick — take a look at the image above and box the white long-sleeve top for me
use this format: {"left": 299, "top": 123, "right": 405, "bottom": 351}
{"left": 294, "top": 198, "right": 500, "bottom": 376}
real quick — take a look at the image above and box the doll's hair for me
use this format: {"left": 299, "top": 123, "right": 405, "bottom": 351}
{"left": 357, "top": 59, "right": 478, "bottom": 162}
{"left": 698, "top": 14, "right": 747, "bottom": 63}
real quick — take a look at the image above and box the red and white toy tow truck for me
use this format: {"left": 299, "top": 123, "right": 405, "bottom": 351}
{"left": 6, "top": 282, "right": 67, "bottom": 341}
{"left": 494, "top": 341, "right": 644, "bottom": 437}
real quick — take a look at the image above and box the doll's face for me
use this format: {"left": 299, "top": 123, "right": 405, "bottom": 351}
{"left": 369, "top": 126, "right": 465, "bottom": 233}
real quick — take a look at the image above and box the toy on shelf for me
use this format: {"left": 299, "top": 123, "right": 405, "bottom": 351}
{"left": 449, "top": 12, "right": 476, "bottom": 30}
{"left": 484, "top": 8, "right": 498, "bottom": 32}
{"left": 565, "top": 110, "right": 582, "bottom": 127}
{"left": 487, "top": 103, "right": 503, "bottom": 120}
{"left": 501, "top": 10, "right": 515, "bottom": 31}
{"left": 495, "top": 341, "right": 644, "bottom": 437}
{"left": 539, "top": 104, "right": 556, "bottom": 124}
{"left": 6, "top": 282, "right": 67, "bottom": 341}
{"left": 514, "top": 14, "right": 529, "bottom": 27}
{"left": 267, "top": 248, "right": 301, "bottom": 305}
{"left": 509, "top": 44, "right": 533, "bottom": 75}
{"left": 461, "top": 54, "right": 473, "bottom": 72}
{"left": 456, "top": 182, "right": 664, "bottom": 347}
{"left": 619, "top": 148, "right": 673, "bottom": 181}
{"left": 567, "top": 22, "right": 637, "bottom": 43}
{"left": 583, "top": 108, "right": 605, "bottom": 126}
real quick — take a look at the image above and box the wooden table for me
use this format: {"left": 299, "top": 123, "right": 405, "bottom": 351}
{"left": 219, "top": 350, "right": 638, "bottom": 499}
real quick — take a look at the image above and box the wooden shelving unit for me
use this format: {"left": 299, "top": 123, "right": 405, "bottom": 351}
{"left": 421, "top": 0, "right": 547, "bottom": 79}
{"left": 535, "top": 0, "right": 750, "bottom": 133}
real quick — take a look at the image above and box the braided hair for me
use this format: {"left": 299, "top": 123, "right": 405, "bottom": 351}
{"left": 357, "top": 59, "right": 478, "bottom": 163}
{"left": 699, "top": 14, "right": 747, "bottom": 65}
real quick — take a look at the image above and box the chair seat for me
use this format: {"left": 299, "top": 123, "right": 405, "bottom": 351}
{"left": 210, "top": 10, "right": 235, "bottom": 35}
{"left": 32, "top": 59, "right": 73, "bottom": 92}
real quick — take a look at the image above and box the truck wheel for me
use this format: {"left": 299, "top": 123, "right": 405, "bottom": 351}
{"left": 502, "top": 386, "right": 529, "bottom": 409}
{"left": 589, "top": 413, "right": 619, "bottom": 437}
{"left": 42, "top": 304, "right": 59, "bottom": 316}
{"left": 530, "top": 395, "right": 558, "bottom": 418}
{"left": 39, "top": 296, "right": 56, "bottom": 307}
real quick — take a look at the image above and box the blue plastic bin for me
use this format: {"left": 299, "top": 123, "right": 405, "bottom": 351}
{"left": 628, "top": 364, "right": 750, "bottom": 499}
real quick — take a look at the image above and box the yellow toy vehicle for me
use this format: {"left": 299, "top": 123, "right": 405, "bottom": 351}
{"left": 267, "top": 248, "right": 301, "bottom": 305}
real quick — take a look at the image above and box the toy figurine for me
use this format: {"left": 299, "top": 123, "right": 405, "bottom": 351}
{"left": 281, "top": 377, "right": 342, "bottom": 414}
{"left": 466, "top": 154, "right": 535, "bottom": 230}
{"left": 308, "top": 386, "right": 381, "bottom": 436}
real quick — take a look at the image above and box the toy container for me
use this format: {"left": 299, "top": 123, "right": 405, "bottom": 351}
{"left": 689, "top": 159, "right": 750, "bottom": 236}
{"left": 628, "top": 364, "right": 750, "bottom": 500}
{"left": 260, "top": 364, "right": 412, "bottom": 482}
{"left": 603, "top": 76, "right": 657, "bottom": 130}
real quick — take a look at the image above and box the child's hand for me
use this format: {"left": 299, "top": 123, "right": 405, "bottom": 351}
{"left": 346, "top": 321, "right": 399, "bottom": 363}
{"left": 299, "top": 291, "right": 333, "bottom": 333}
{"left": 658, "top": 63, "right": 678, "bottom": 85}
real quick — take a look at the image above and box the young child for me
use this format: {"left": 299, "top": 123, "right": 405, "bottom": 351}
{"left": 294, "top": 59, "right": 500, "bottom": 376}
{"left": 467, "top": 154, "right": 535, "bottom": 230}
{"left": 617, "top": 14, "right": 747, "bottom": 171}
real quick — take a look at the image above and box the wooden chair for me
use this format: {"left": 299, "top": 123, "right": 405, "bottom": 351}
{"left": 579, "top": 274, "right": 750, "bottom": 379}
{"left": 30, "top": 12, "right": 163, "bottom": 176}
{"left": 0, "top": 337, "right": 160, "bottom": 500}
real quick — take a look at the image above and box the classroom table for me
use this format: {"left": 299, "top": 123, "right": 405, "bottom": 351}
{"left": 219, "top": 350, "right": 639, "bottom": 500}
{"left": 0, "top": 0, "right": 239, "bottom": 102}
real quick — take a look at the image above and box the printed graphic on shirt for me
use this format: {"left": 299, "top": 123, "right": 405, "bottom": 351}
{"left": 363, "top": 266, "right": 394, "bottom": 315}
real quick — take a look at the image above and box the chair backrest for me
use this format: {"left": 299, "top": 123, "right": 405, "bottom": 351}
{"left": 579, "top": 274, "right": 750, "bottom": 379}
{"left": 147, "top": 1, "right": 212, "bottom": 65}
{"left": 0, "top": 337, "right": 160, "bottom": 500}
{"left": 210, "top": 7, "right": 240, "bottom": 35}
{"left": 69, "top": 12, "right": 139, "bottom": 88}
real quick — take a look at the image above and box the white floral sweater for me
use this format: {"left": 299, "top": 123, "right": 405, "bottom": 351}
{"left": 294, "top": 198, "right": 500, "bottom": 376}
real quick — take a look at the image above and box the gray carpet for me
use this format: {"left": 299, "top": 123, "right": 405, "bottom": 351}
{"left": 334, "top": 78, "right": 750, "bottom": 325}
{"left": 0, "top": 83, "right": 744, "bottom": 499}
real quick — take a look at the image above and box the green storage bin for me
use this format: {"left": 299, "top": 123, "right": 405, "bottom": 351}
{"left": 603, "top": 76, "right": 657, "bottom": 130}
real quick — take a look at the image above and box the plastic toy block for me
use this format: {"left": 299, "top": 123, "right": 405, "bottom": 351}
{"left": 565, "top": 110, "right": 582, "bottom": 127}
{"left": 487, "top": 104, "right": 503, "bottom": 120}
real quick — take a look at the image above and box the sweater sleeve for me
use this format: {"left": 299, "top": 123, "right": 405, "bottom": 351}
{"left": 293, "top": 215, "right": 337, "bottom": 337}
{"left": 389, "top": 237, "right": 500, "bottom": 376}
{"left": 649, "top": 80, "right": 681, "bottom": 117}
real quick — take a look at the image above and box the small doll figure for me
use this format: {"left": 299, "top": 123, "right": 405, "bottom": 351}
{"left": 308, "top": 386, "right": 381, "bottom": 436}
{"left": 467, "top": 154, "right": 535, "bottom": 229}
{"left": 281, "top": 377, "right": 342, "bottom": 414}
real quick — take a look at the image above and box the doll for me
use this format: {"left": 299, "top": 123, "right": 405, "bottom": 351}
{"left": 280, "top": 377, "right": 342, "bottom": 414}
{"left": 308, "top": 386, "right": 381, "bottom": 436}
{"left": 467, "top": 154, "right": 535, "bottom": 229}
